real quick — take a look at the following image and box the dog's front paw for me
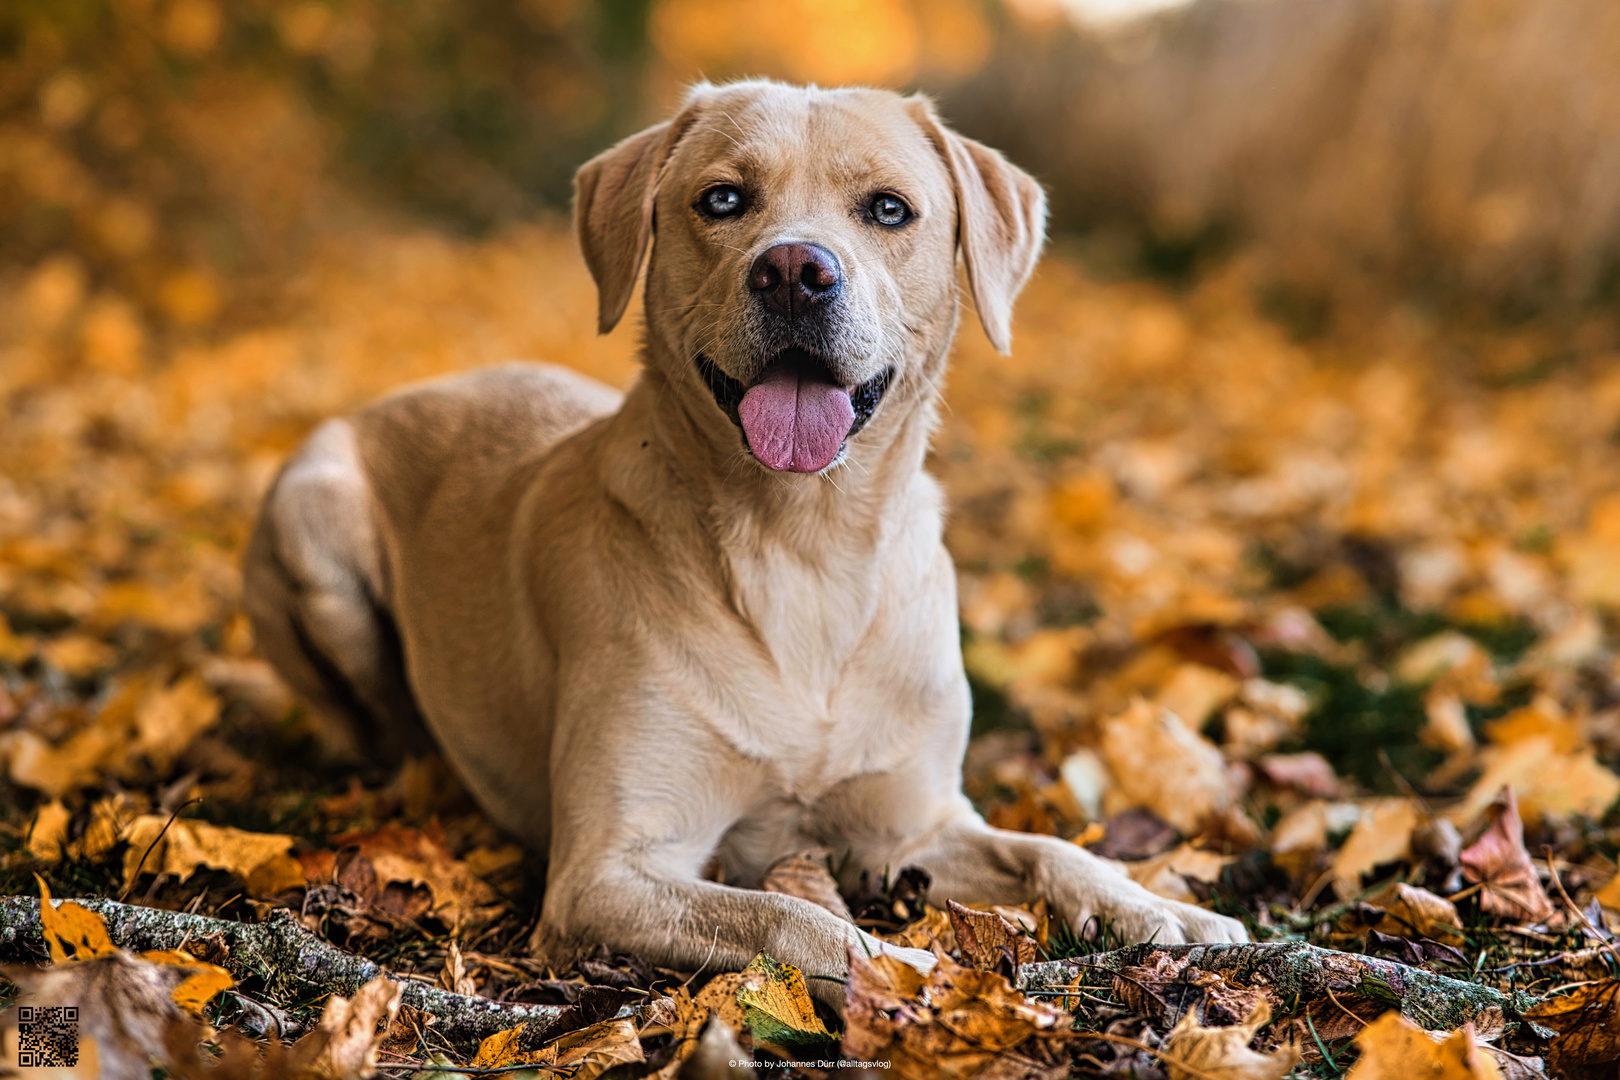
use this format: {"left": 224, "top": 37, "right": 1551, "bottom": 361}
{"left": 1108, "top": 893, "right": 1249, "bottom": 945}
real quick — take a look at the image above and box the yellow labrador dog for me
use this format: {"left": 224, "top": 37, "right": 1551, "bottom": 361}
{"left": 244, "top": 79, "right": 1246, "bottom": 1000}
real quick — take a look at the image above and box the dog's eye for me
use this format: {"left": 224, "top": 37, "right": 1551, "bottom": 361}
{"left": 869, "top": 193, "right": 911, "bottom": 227}
{"left": 698, "top": 185, "right": 745, "bottom": 219}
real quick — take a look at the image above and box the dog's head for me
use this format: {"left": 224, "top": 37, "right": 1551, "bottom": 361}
{"left": 574, "top": 80, "right": 1046, "bottom": 476}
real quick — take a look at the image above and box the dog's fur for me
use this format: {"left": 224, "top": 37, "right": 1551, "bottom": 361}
{"left": 243, "top": 80, "right": 1245, "bottom": 1002}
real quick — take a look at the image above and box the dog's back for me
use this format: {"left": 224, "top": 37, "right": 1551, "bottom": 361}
{"left": 242, "top": 362, "right": 619, "bottom": 765}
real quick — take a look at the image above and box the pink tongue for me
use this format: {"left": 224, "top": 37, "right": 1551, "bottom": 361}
{"left": 739, "top": 363, "right": 855, "bottom": 473}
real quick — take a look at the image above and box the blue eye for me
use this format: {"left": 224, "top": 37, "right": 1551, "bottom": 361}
{"left": 870, "top": 193, "right": 911, "bottom": 226}
{"left": 700, "top": 185, "right": 745, "bottom": 218}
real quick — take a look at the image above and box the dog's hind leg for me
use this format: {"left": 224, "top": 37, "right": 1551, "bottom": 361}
{"left": 242, "top": 418, "right": 430, "bottom": 764}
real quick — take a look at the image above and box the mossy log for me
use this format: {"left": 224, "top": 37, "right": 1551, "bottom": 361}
{"left": 1019, "top": 941, "right": 1539, "bottom": 1034}
{"left": 0, "top": 896, "right": 564, "bottom": 1045}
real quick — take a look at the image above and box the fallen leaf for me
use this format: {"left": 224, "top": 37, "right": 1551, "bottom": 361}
{"left": 1332, "top": 799, "right": 1421, "bottom": 894}
{"left": 333, "top": 825, "right": 504, "bottom": 931}
{"left": 438, "top": 940, "right": 476, "bottom": 997}
{"left": 1101, "top": 698, "right": 1227, "bottom": 834}
{"left": 284, "top": 975, "right": 403, "bottom": 1080}
{"left": 844, "top": 945, "right": 1068, "bottom": 1079}
{"left": 1356, "top": 882, "right": 1466, "bottom": 945}
{"left": 1458, "top": 788, "right": 1555, "bottom": 923}
{"left": 948, "top": 899, "right": 1039, "bottom": 970}
{"left": 1343, "top": 1013, "right": 1504, "bottom": 1080}
{"left": 2, "top": 952, "right": 187, "bottom": 1078}
{"left": 1256, "top": 752, "right": 1343, "bottom": 797}
{"left": 736, "top": 953, "right": 834, "bottom": 1056}
{"left": 762, "top": 850, "right": 853, "bottom": 922}
{"left": 1161, "top": 998, "right": 1298, "bottom": 1080}
{"left": 138, "top": 949, "right": 234, "bottom": 1015}
{"left": 1526, "top": 980, "right": 1620, "bottom": 1073}
{"left": 132, "top": 675, "right": 219, "bottom": 771}
{"left": 1126, "top": 843, "right": 1236, "bottom": 903}
{"left": 121, "top": 815, "right": 304, "bottom": 896}
{"left": 37, "top": 875, "right": 116, "bottom": 963}
{"left": 27, "top": 799, "right": 72, "bottom": 862}
{"left": 40, "top": 634, "right": 117, "bottom": 677}
{"left": 1157, "top": 663, "right": 1240, "bottom": 728}
{"left": 881, "top": 905, "right": 955, "bottom": 952}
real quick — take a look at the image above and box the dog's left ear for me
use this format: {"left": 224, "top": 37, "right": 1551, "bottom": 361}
{"left": 909, "top": 99, "right": 1048, "bottom": 354}
{"left": 574, "top": 105, "right": 702, "bottom": 335}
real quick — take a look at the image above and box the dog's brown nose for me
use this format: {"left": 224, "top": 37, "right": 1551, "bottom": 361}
{"left": 748, "top": 243, "right": 841, "bottom": 316}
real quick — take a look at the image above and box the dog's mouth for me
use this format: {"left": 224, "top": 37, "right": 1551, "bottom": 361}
{"left": 697, "top": 348, "right": 892, "bottom": 474}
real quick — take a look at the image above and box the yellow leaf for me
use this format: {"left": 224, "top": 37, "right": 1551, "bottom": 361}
{"left": 36, "top": 874, "right": 116, "bottom": 963}
{"left": 1343, "top": 1013, "right": 1503, "bottom": 1080}
{"left": 1331, "top": 799, "right": 1420, "bottom": 894}
{"left": 471, "top": 1025, "right": 529, "bottom": 1067}
{"left": 1101, "top": 697, "right": 1227, "bottom": 834}
{"left": 140, "top": 948, "right": 235, "bottom": 1014}
{"left": 120, "top": 815, "right": 298, "bottom": 893}
{"left": 26, "top": 799, "right": 72, "bottom": 863}
{"left": 132, "top": 675, "right": 219, "bottom": 770}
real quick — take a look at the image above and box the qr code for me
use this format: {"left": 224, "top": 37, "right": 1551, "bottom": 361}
{"left": 17, "top": 1006, "right": 79, "bottom": 1068}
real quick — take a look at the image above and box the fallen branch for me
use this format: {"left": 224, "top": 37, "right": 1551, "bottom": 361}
{"left": 0, "top": 896, "right": 566, "bottom": 1045}
{"left": 1018, "top": 941, "right": 1538, "bottom": 1034}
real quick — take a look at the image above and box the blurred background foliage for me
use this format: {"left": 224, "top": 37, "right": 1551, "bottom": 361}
{"left": 6, "top": 0, "right": 1620, "bottom": 347}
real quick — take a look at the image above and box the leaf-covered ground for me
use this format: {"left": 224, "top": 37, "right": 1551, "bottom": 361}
{"left": 5, "top": 214, "right": 1620, "bottom": 1077}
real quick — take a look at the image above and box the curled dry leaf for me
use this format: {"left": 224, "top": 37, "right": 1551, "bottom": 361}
{"left": 1458, "top": 787, "right": 1555, "bottom": 923}
{"left": 331, "top": 825, "right": 505, "bottom": 931}
{"left": 880, "top": 904, "right": 955, "bottom": 952}
{"left": 844, "top": 945, "right": 1069, "bottom": 1079}
{"left": 761, "top": 849, "right": 853, "bottom": 922}
{"left": 1342, "top": 1013, "right": 1504, "bottom": 1080}
{"left": 438, "top": 940, "right": 477, "bottom": 998}
{"left": 27, "top": 798, "right": 72, "bottom": 862}
{"left": 948, "top": 899, "right": 1039, "bottom": 970}
{"left": 1361, "top": 882, "right": 1466, "bottom": 945}
{"left": 1161, "top": 999, "right": 1299, "bottom": 1080}
{"left": 1126, "top": 843, "right": 1236, "bottom": 903}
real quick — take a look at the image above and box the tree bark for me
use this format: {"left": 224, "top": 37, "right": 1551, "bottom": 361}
{"left": 0, "top": 896, "right": 566, "bottom": 1045}
{"left": 1018, "top": 941, "right": 1538, "bottom": 1034}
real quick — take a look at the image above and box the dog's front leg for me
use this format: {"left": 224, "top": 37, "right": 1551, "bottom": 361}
{"left": 899, "top": 802, "right": 1248, "bottom": 945}
{"left": 539, "top": 861, "right": 935, "bottom": 1007}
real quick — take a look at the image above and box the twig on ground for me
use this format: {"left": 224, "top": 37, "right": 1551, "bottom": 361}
{"left": 1019, "top": 941, "right": 1539, "bottom": 1033}
{"left": 0, "top": 895, "right": 568, "bottom": 1044}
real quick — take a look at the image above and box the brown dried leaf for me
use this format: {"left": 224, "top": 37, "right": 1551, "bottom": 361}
{"left": 1526, "top": 980, "right": 1620, "bottom": 1071}
{"left": 438, "top": 940, "right": 477, "bottom": 997}
{"left": 947, "top": 899, "right": 1038, "bottom": 970}
{"left": 285, "top": 975, "right": 403, "bottom": 1080}
{"left": 1361, "top": 882, "right": 1466, "bottom": 945}
{"left": 1458, "top": 788, "right": 1555, "bottom": 923}
{"left": 1161, "top": 999, "right": 1299, "bottom": 1080}
{"left": 1343, "top": 1014, "right": 1504, "bottom": 1080}
{"left": 844, "top": 945, "right": 1068, "bottom": 1079}
{"left": 762, "top": 849, "right": 853, "bottom": 922}
{"left": 880, "top": 904, "right": 955, "bottom": 953}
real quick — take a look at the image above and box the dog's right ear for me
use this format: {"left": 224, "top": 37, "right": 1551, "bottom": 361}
{"left": 574, "top": 109, "right": 700, "bottom": 335}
